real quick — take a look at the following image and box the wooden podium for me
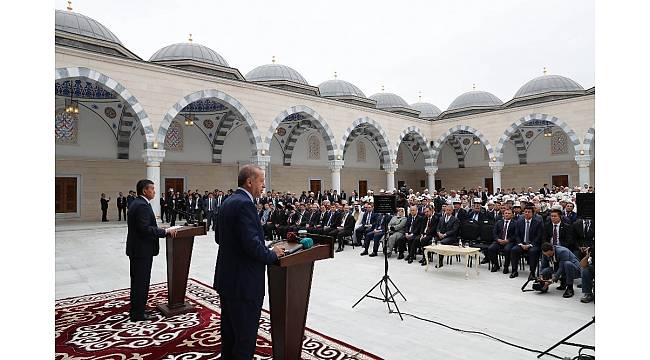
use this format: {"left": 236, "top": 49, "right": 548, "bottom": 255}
{"left": 267, "top": 234, "right": 334, "bottom": 360}
{"left": 157, "top": 224, "right": 206, "bottom": 316}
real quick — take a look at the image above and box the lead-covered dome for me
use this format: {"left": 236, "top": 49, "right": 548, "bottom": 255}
{"left": 318, "top": 79, "right": 366, "bottom": 98}
{"left": 150, "top": 43, "right": 229, "bottom": 67}
{"left": 245, "top": 64, "right": 308, "bottom": 85}
{"left": 55, "top": 9, "right": 122, "bottom": 44}
{"left": 410, "top": 102, "right": 441, "bottom": 119}
{"left": 448, "top": 90, "right": 503, "bottom": 111}
{"left": 369, "top": 93, "right": 410, "bottom": 109}
{"left": 514, "top": 74, "right": 584, "bottom": 98}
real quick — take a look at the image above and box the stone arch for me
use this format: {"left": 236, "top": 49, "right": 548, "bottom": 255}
{"left": 583, "top": 127, "right": 595, "bottom": 155}
{"left": 447, "top": 136, "right": 466, "bottom": 168}
{"left": 494, "top": 113, "right": 580, "bottom": 162}
{"left": 264, "top": 105, "right": 338, "bottom": 163}
{"left": 341, "top": 116, "right": 393, "bottom": 166}
{"left": 55, "top": 66, "right": 155, "bottom": 149}
{"left": 510, "top": 130, "right": 528, "bottom": 164}
{"left": 158, "top": 89, "right": 263, "bottom": 160}
{"left": 431, "top": 125, "right": 494, "bottom": 166}
{"left": 395, "top": 126, "right": 435, "bottom": 167}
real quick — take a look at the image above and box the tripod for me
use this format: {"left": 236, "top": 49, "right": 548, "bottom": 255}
{"left": 352, "top": 231, "right": 407, "bottom": 320}
{"left": 537, "top": 317, "right": 595, "bottom": 358}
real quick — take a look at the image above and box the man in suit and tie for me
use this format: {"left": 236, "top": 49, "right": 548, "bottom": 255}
{"left": 488, "top": 208, "right": 518, "bottom": 274}
{"left": 539, "top": 183, "right": 550, "bottom": 196}
{"left": 327, "top": 203, "right": 356, "bottom": 252}
{"left": 214, "top": 165, "right": 285, "bottom": 359}
{"left": 538, "top": 243, "right": 581, "bottom": 298}
{"left": 401, "top": 205, "right": 423, "bottom": 263}
{"left": 476, "top": 186, "right": 488, "bottom": 205}
{"left": 100, "top": 193, "right": 111, "bottom": 222}
{"left": 436, "top": 204, "right": 461, "bottom": 267}
{"left": 204, "top": 193, "right": 218, "bottom": 231}
{"left": 116, "top": 192, "right": 127, "bottom": 221}
{"left": 572, "top": 217, "right": 594, "bottom": 258}
{"left": 126, "top": 179, "right": 177, "bottom": 321}
{"left": 452, "top": 200, "right": 468, "bottom": 223}
{"left": 340, "top": 190, "right": 347, "bottom": 203}
{"left": 355, "top": 203, "right": 379, "bottom": 248}
{"left": 563, "top": 202, "right": 578, "bottom": 224}
{"left": 510, "top": 206, "right": 543, "bottom": 279}
{"left": 417, "top": 207, "right": 439, "bottom": 266}
{"left": 360, "top": 210, "right": 392, "bottom": 257}
{"left": 468, "top": 201, "right": 486, "bottom": 223}
{"left": 544, "top": 208, "right": 575, "bottom": 252}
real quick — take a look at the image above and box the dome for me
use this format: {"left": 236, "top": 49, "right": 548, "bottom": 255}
{"left": 55, "top": 9, "right": 122, "bottom": 44}
{"left": 318, "top": 79, "right": 366, "bottom": 98}
{"left": 369, "top": 93, "right": 410, "bottom": 109}
{"left": 448, "top": 90, "right": 503, "bottom": 111}
{"left": 514, "top": 74, "right": 584, "bottom": 98}
{"left": 245, "top": 64, "right": 308, "bottom": 85}
{"left": 410, "top": 102, "right": 441, "bottom": 118}
{"left": 150, "top": 43, "right": 229, "bottom": 67}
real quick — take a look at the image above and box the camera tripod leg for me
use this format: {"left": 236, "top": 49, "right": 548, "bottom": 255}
{"left": 352, "top": 277, "right": 385, "bottom": 309}
{"left": 387, "top": 276, "right": 407, "bottom": 301}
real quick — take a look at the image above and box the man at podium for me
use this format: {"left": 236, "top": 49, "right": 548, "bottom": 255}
{"left": 214, "top": 165, "right": 285, "bottom": 360}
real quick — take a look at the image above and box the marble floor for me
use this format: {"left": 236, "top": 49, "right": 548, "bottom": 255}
{"left": 56, "top": 220, "right": 595, "bottom": 359}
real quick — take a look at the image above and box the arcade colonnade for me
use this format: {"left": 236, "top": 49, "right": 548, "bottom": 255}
{"left": 55, "top": 50, "right": 594, "bottom": 220}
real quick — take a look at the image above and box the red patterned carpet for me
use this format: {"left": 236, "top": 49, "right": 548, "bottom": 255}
{"left": 55, "top": 279, "right": 381, "bottom": 359}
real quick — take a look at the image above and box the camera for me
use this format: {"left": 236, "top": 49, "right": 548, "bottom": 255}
{"left": 532, "top": 279, "right": 550, "bottom": 293}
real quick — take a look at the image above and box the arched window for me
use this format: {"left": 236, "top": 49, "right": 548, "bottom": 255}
{"left": 551, "top": 131, "right": 568, "bottom": 155}
{"left": 308, "top": 134, "right": 320, "bottom": 160}
{"left": 165, "top": 120, "right": 184, "bottom": 151}
{"left": 55, "top": 110, "right": 78, "bottom": 145}
{"left": 357, "top": 140, "right": 366, "bottom": 162}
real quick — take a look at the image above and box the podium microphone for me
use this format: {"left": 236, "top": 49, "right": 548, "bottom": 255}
{"left": 284, "top": 238, "right": 314, "bottom": 255}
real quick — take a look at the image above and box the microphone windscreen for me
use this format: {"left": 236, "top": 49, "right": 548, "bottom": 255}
{"left": 299, "top": 237, "right": 313, "bottom": 249}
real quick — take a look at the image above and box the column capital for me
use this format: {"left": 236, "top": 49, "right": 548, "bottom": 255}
{"left": 249, "top": 155, "right": 271, "bottom": 168}
{"left": 424, "top": 165, "right": 438, "bottom": 175}
{"left": 143, "top": 149, "right": 166, "bottom": 165}
{"left": 384, "top": 163, "right": 398, "bottom": 174}
{"left": 575, "top": 155, "right": 593, "bottom": 168}
{"left": 328, "top": 159, "right": 344, "bottom": 172}
{"left": 488, "top": 161, "right": 504, "bottom": 172}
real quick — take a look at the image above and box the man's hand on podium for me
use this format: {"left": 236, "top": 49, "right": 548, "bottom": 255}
{"left": 272, "top": 246, "right": 285, "bottom": 258}
{"left": 166, "top": 228, "right": 178, "bottom": 238}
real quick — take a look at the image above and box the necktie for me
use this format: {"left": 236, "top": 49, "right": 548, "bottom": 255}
{"left": 424, "top": 217, "right": 430, "bottom": 233}
{"left": 366, "top": 213, "right": 371, "bottom": 225}
{"left": 445, "top": 215, "right": 449, "bottom": 223}
{"left": 327, "top": 212, "right": 333, "bottom": 226}
{"left": 341, "top": 213, "right": 347, "bottom": 226}
{"left": 473, "top": 213, "right": 478, "bottom": 221}
{"left": 524, "top": 220, "right": 530, "bottom": 244}
{"left": 409, "top": 217, "right": 414, "bottom": 233}
{"left": 553, "top": 224, "right": 558, "bottom": 245}
{"left": 209, "top": 199, "right": 212, "bottom": 211}
{"left": 503, "top": 221, "right": 509, "bottom": 241}
{"left": 584, "top": 220, "right": 590, "bottom": 234}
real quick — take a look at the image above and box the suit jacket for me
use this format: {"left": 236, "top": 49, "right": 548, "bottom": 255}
{"left": 100, "top": 198, "right": 109, "bottom": 210}
{"left": 564, "top": 211, "right": 578, "bottom": 224}
{"left": 541, "top": 245, "right": 581, "bottom": 278}
{"left": 437, "top": 214, "right": 460, "bottom": 241}
{"left": 544, "top": 221, "right": 575, "bottom": 250}
{"left": 125, "top": 197, "right": 166, "bottom": 258}
{"left": 325, "top": 210, "right": 342, "bottom": 228}
{"left": 337, "top": 211, "right": 357, "bottom": 232}
{"left": 306, "top": 210, "right": 320, "bottom": 227}
{"left": 215, "top": 189, "right": 278, "bottom": 301}
{"left": 360, "top": 211, "right": 380, "bottom": 229}
{"left": 467, "top": 210, "right": 487, "bottom": 223}
{"left": 372, "top": 213, "right": 392, "bottom": 232}
{"left": 404, "top": 215, "right": 423, "bottom": 236}
{"left": 453, "top": 208, "right": 468, "bottom": 223}
{"left": 116, "top": 196, "right": 127, "bottom": 209}
{"left": 420, "top": 215, "right": 438, "bottom": 239}
{"left": 492, "top": 218, "right": 518, "bottom": 244}
{"left": 572, "top": 219, "right": 594, "bottom": 248}
{"left": 515, "top": 217, "right": 543, "bottom": 247}
{"left": 203, "top": 197, "right": 218, "bottom": 213}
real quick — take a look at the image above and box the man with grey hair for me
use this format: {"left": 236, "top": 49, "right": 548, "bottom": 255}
{"left": 214, "top": 164, "right": 285, "bottom": 359}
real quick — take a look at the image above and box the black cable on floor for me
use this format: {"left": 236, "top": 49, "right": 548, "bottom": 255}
{"left": 390, "top": 310, "right": 568, "bottom": 359}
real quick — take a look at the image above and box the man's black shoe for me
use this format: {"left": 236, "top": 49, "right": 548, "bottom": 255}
{"left": 491, "top": 266, "right": 500, "bottom": 273}
{"left": 580, "top": 293, "right": 594, "bottom": 303}
{"left": 557, "top": 284, "right": 567, "bottom": 291}
{"left": 502, "top": 267, "right": 510, "bottom": 274}
{"left": 130, "top": 313, "right": 156, "bottom": 322}
{"left": 397, "top": 253, "right": 404, "bottom": 260}
{"left": 480, "top": 257, "right": 490, "bottom": 264}
{"left": 509, "top": 271, "right": 519, "bottom": 279}
{"left": 563, "top": 288, "right": 574, "bottom": 298}
{"left": 369, "top": 252, "right": 378, "bottom": 257}
{"left": 407, "top": 258, "right": 413, "bottom": 264}
{"left": 360, "top": 251, "right": 368, "bottom": 256}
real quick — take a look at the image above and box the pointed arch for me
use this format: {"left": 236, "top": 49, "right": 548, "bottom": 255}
{"left": 494, "top": 113, "right": 580, "bottom": 162}
{"left": 341, "top": 116, "right": 393, "bottom": 166}
{"left": 158, "top": 89, "right": 263, "bottom": 161}
{"left": 431, "top": 125, "right": 494, "bottom": 166}
{"left": 395, "top": 126, "right": 435, "bottom": 167}
{"left": 264, "top": 105, "right": 338, "bottom": 163}
{"left": 510, "top": 130, "right": 528, "bottom": 164}
{"left": 55, "top": 66, "right": 155, "bottom": 149}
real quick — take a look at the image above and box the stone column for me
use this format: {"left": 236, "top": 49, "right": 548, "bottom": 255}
{"left": 328, "top": 160, "right": 344, "bottom": 193}
{"left": 575, "top": 155, "right": 592, "bottom": 187}
{"left": 488, "top": 161, "right": 504, "bottom": 193}
{"left": 249, "top": 155, "right": 271, "bottom": 188}
{"left": 424, "top": 165, "right": 438, "bottom": 192}
{"left": 384, "top": 164, "right": 398, "bottom": 192}
{"left": 143, "top": 149, "right": 166, "bottom": 218}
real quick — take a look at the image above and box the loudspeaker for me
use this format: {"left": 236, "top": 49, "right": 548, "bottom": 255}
{"left": 576, "top": 193, "right": 594, "bottom": 220}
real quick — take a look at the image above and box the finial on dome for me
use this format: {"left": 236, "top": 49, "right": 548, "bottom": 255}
{"left": 418, "top": 90, "right": 422, "bottom": 101}
{"left": 272, "top": 55, "right": 276, "bottom": 64}
{"left": 472, "top": 83, "right": 476, "bottom": 90}
{"left": 334, "top": 71, "right": 337, "bottom": 79}
{"left": 67, "top": 0, "right": 73, "bottom": 11}
{"left": 188, "top": 33, "right": 193, "bottom": 42}
{"left": 543, "top": 67, "right": 548, "bottom": 75}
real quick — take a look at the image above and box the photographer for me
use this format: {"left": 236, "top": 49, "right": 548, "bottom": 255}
{"left": 538, "top": 242, "right": 582, "bottom": 298}
{"left": 386, "top": 207, "right": 407, "bottom": 258}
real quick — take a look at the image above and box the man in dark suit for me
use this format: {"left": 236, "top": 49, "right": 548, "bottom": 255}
{"left": 214, "top": 165, "right": 285, "bottom": 360}
{"left": 436, "top": 205, "right": 461, "bottom": 267}
{"left": 327, "top": 204, "right": 356, "bottom": 252}
{"left": 340, "top": 190, "right": 347, "bottom": 203}
{"left": 402, "top": 205, "right": 424, "bottom": 263}
{"left": 126, "top": 179, "right": 177, "bottom": 321}
{"left": 510, "top": 206, "right": 543, "bottom": 279}
{"left": 100, "top": 193, "right": 110, "bottom": 222}
{"left": 467, "top": 201, "right": 486, "bottom": 223}
{"left": 539, "top": 184, "right": 550, "bottom": 196}
{"left": 360, "top": 211, "right": 392, "bottom": 257}
{"left": 487, "top": 208, "right": 518, "bottom": 274}
{"left": 572, "top": 218, "right": 595, "bottom": 252}
{"left": 452, "top": 200, "right": 467, "bottom": 223}
{"left": 116, "top": 192, "right": 127, "bottom": 221}
{"left": 355, "top": 203, "right": 379, "bottom": 247}
{"left": 563, "top": 202, "right": 578, "bottom": 224}
{"left": 417, "top": 207, "right": 439, "bottom": 266}
{"left": 539, "top": 243, "right": 581, "bottom": 298}
{"left": 544, "top": 209, "right": 575, "bottom": 252}
{"left": 166, "top": 190, "right": 176, "bottom": 225}
{"left": 204, "top": 193, "right": 217, "bottom": 231}
{"left": 159, "top": 193, "right": 168, "bottom": 223}
{"left": 476, "top": 186, "right": 488, "bottom": 205}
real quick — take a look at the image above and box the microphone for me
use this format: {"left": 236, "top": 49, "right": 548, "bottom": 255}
{"left": 284, "top": 237, "right": 314, "bottom": 255}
